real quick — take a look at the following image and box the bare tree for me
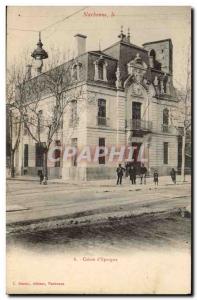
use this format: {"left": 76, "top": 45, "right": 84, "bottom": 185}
{"left": 23, "top": 53, "right": 87, "bottom": 179}
{"left": 170, "top": 50, "right": 191, "bottom": 182}
{"left": 6, "top": 65, "right": 27, "bottom": 177}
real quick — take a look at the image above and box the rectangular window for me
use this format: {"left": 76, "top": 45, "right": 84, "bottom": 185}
{"left": 132, "top": 102, "right": 141, "bottom": 120}
{"left": 54, "top": 140, "right": 61, "bottom": 167}
{"left": 98, "top": 63, "right": 104, "bottom": 80}
{"left": 71, "top": 138, "right": 78, "bottom": 167}
{"left": 99, "top": 137, "right": 105, "bottom": 165}
{"left": 70, "top": 100, "right": 78, "bottom": 127}
{"left": 35, "top": 143, "right": 44, "bottom": 167}
{"left": 98, "top": 99, "right": 106, "bottom": 125}
{"left": 163, "top": 142, "right": 168, "bottom": 164}
{"left": 24, "top": 144, "right": 28, "bottom": 167}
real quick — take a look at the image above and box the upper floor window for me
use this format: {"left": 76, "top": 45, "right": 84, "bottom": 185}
{"left": 70, "top": 100, "right": 78, "bottom": 127}
{"left": 94, "top": 56, "right": 108, "bottom": 82}
{"left": 162, "top": 108, "right": 169, "bottom": 132}
{"left": 98, "top": 99, "right": 107, "bottom": 126}
{"left": 132, "top": 102, "right": 141, "bottom": 120}
{"left": 71, "top": 62, "right": 82, "bottom": 82}
{"left": 163, "top": 108, "right": 169, "bottom": 125}
{"left": 98, "top": 99, "right": 106, "bottom": 118}
{"left": 98, "top": 63, "right": 104, "bottom": 80}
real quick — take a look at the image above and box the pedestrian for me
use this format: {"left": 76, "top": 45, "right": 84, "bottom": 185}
{"left": 153, "top": 170, "right": 159, "bottom": 186}
{"left": 170, "top": 168, "right": 176, "bottom": 184}
{"left": 43, "top": 175, "right": 47, "bottom": 185}
{"left": 140, "top": 164, "right": 147, "bottom": 184}
{"left": 116, "top": 164, "right": 125, "bottom": 185}
{"left": 129, "top": 165, "right": 136, "bottom": 185}
{"left": 125, "top": 162, "right": 129, "bottom": 177}
{"left": 39, "top": 170, "right": 44, "bottom": 185}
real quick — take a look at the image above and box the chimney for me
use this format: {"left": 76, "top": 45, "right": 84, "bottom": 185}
{"left": 74, "top": 34, "right": 87, "bottom": 56}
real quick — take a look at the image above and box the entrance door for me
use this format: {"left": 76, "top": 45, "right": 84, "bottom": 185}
{"left": 132, "top": 142, "right": 142, "bottom": 174}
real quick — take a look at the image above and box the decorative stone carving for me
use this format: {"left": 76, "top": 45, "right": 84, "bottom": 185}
{"left": 129, "top": 82, "right": 143, "bottom": 97}
{"left": 127, "top": 53, "right": 147, "bottom": 84}
{"left": 115, "top": 64, "right": 122, "bottom": 89}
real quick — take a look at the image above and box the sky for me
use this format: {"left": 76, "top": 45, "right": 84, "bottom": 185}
{"left": 7, "top": 6, "right": 191, "bottom": 89}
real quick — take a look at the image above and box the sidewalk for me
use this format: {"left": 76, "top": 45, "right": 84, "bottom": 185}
{"left": 7, "top": 174, "right": 191, "bottom": 187}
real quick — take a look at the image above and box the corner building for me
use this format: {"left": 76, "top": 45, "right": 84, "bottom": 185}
{"left": 17, "top": 29, "right": 180, "bottom": 180}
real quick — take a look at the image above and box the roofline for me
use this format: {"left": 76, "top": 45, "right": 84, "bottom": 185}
{"left": 88, "top": 51, "right": 118, "bottom": 61}
{"left": 103, "top": 40, "right": 148, "bottom": 53}
{"left": 143, "top": 39, "right": 172, "bottom": 46}
{"left": 120, "top": 41, "right": 148, "bottom": 52}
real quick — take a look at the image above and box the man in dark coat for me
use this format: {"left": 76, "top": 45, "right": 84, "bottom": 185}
{"left": 129, "top": 165, "right": 136, "bottom": 184}
{"left": 116, "top": 164, "right": 125, "bottom": 185}
{"left": 140, "top": 164, "right": 147, "bottom": 184}
{"left": 39, "top": 171, "right": 44, "bottom": 184}
{"left": 170, "top": 168, "right": 176, "bottom": 184}
{"left": 153, "top": 170, "right": 159, "bottom": 186}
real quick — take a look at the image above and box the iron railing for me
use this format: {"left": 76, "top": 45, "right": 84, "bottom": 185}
{"left": 130, "top": 119, "right": 152, "bottom": 131}
{"left": 97, "top": 117, "right": 109, "bottom": 126}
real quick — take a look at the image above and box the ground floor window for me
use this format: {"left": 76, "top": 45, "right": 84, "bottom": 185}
{"left": 35, "top": 143, "right": 44, "bottom": 167}
{"left": 163, "top": 142, "right": 168, "bottom": 164}
{"left": 71, "top": 138, "right": 78, "bottom": 166}
{"left": 99, "top": 137, "right": 105, "bottom": 164}
{"left": 24, "top": 144, "right": 28, "bottom": 167}
{"left": 54, "top": 140, "right": 61, "bottom": 167}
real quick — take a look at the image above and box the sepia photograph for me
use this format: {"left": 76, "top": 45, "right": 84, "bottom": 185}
{"left": 6, "top": 5, "right": 192, "bottom": 294}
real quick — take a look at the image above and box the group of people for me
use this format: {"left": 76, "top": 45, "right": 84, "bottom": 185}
{"left": 116, "top": 163, "right": 177, "bottom": 186}
{"left": 116, "top": 163, "right": 147, "bottom": 185}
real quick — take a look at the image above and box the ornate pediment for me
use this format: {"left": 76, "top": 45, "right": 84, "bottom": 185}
{"left": 127, "top": 53, "right": 147, "bottom": 84}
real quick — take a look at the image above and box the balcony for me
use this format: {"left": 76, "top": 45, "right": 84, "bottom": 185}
{"left": 161, "top": 124, "right": 175, "bottom": 134}
{"left": 130, "top": 119, "right": 152, "bottom": 133}
{"left": 97, "top": 117, "right": 109, "bottom": 127}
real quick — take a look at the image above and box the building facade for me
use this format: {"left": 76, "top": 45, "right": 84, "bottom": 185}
{"left": 15, "top": 29, "right": 180, "bottom": 180}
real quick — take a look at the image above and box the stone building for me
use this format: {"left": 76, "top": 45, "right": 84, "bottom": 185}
{"left": 15, "top": 28, "right": 180, "bottom": 180}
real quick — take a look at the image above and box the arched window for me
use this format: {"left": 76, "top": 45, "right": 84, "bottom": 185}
{"left": 71, "top": 62, "right": 82, "bottom": 82}
{"left": 149, "top": 49, "right": 156, "bottom": 68}
{"left": 150, "top": 49, "right": 156, "bottom": 59}
{"left": 94, "top": 56, "right": 107, "bottom": 82}
{"left": 72, "top": 65, "right": 78, "bottom": 81}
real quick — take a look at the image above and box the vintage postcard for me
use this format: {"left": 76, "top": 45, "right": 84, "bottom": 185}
{"left": 6, "top": 6, "right": 192, "bottom": 294}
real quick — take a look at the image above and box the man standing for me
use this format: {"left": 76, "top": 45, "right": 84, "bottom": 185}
{"left": 39, "top": 170, "right": 44, "bottom": 185}
{"left": 140, "top": 164, "right": 147, "bottom": 184}
{"left": 170, "top": 168, "right": 176, "bottom": 184}
{"left": 129, "top": 165, "right": 136, "bottom": 185}
{"left": 116, "top": 164, "right": 125, "bottom": 185}
{"left": 153, "top": 170, "right": 159, "bottom": 186}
